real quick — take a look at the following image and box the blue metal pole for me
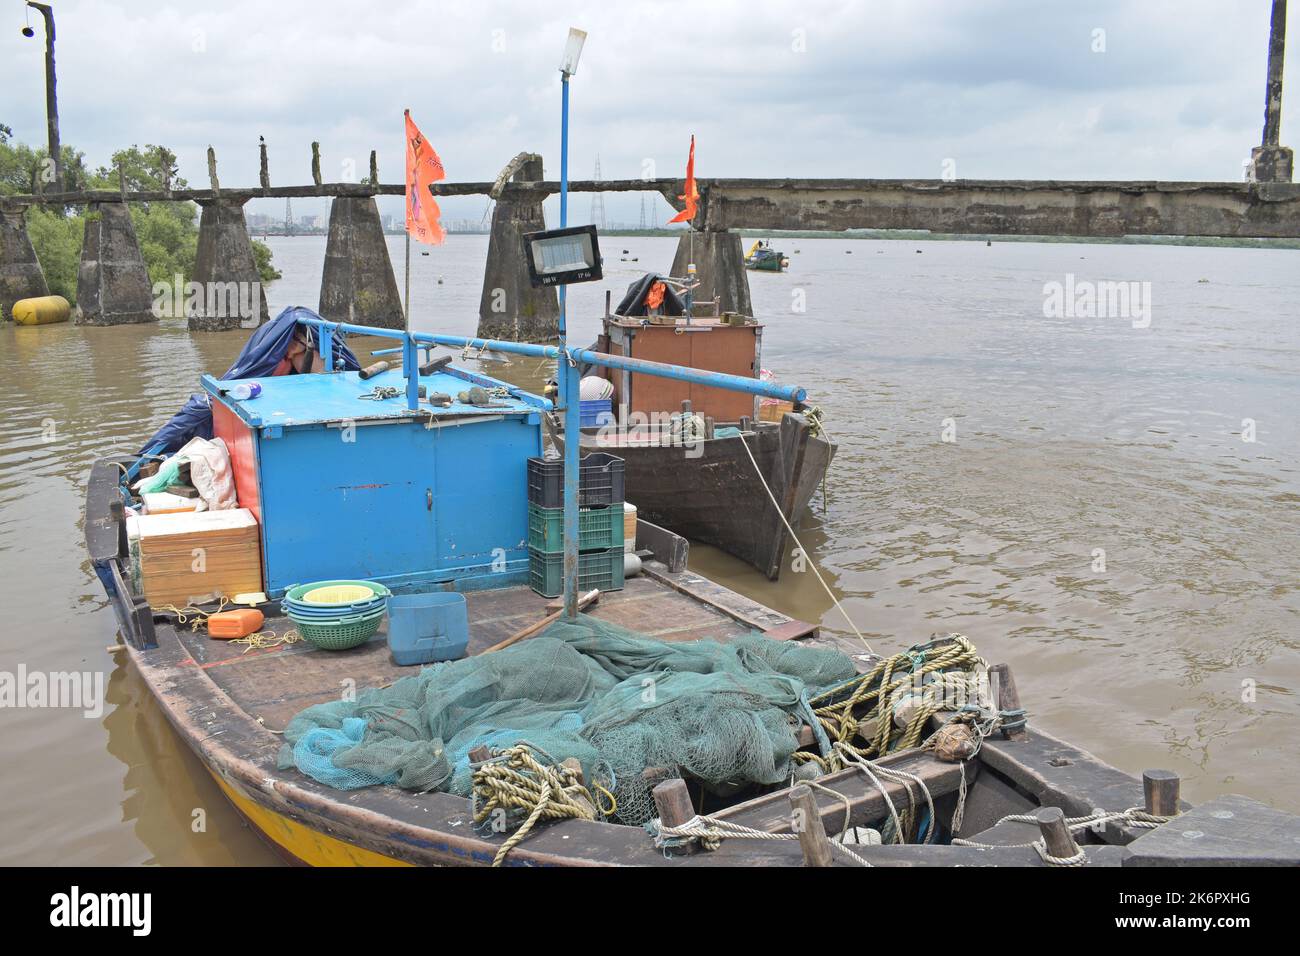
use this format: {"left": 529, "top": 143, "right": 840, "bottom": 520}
{"left": 559, "top": 71, "right": 581, "bottom": 620}
{"left": 295, "top": 319, "right": 809, "bottom": 403}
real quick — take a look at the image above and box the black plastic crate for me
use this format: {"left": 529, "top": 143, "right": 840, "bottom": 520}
{"left": 527, "top": 453, "right": 625, "bottom": 509}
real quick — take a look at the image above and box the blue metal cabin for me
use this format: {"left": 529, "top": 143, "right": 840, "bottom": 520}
{"left": 205, "top": 365, "right": 545, "bottom": 597}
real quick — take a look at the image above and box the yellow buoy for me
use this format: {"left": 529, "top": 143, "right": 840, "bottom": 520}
{"left": 12, "top": 295, "right": 71, "bottom": 326}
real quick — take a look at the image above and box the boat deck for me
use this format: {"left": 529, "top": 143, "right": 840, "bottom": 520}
{"left": 173, "top": 571, "right": 792, "bottom": 733}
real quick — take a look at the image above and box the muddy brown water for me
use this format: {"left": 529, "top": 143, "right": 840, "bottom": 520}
{"left": 1, "top": 235, "right": 1296, "bottom": 864}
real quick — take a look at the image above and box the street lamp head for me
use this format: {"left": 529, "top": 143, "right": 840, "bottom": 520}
{"left": 21, "top": 25, "right": 35, "bottom": 37}
{"left": 559, "top": 27, "right": 586, "bottom": 76}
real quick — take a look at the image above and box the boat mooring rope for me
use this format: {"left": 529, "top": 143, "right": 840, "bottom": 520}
{"left": 652, "top": 814, "right": 872, "bottom": 867}
{"left": 737, "top": 432, "right": 872, "bottom": 654}
{"left": 470, "top": 744, "right": 606, "bottom": 867}
{"left": 952, "top": 806, "right": 1175, "bottom": 866}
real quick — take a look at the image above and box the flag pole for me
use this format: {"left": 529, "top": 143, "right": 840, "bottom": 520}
{"left": 404, "top": 230, "right": 411, "bottom": 331}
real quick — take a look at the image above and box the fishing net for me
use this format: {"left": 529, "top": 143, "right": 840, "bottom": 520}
{"left": 278, "top": 616, "right": 858, "bottom": 825}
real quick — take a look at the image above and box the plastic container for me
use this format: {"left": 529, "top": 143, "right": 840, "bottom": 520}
{"left": 527, "top": 546, "right": 625, "bottom": 599}
{"left": 207, "top": 608, "right": 265, "bottom": 639}
{"left": 579, "top": 399, "right": 614, "bottom": 428}
{"left": 290, "top": 606, "right": 386, "bottom": 651}
{"left": 527, "top": 453, "right": 625, "bottom": 509}
{"left": 386, "top": 591, "right": 469, "bottom": 665}
{"left": 229, "top": 382, "right": 262, "bottom": 400}
{"left": 527, "top": 503, "right": 624, "bottom": 553}
{"left": 283, "top": 580, "right": 391, "bottom": 618}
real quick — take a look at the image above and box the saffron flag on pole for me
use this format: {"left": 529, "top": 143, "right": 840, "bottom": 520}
{"left": 405, "top": 110, "right": 446, "bottom": 245}
{"left": 667, "top": 135, "right": 698, "bottom": 224}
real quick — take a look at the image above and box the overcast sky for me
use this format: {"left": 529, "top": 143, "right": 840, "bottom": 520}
{"left": 2, "top": 0, "right": 1294, "bottom": 225}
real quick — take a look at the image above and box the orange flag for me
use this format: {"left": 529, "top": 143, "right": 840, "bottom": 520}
{"left": 405, "top": 110, "right": 446, "bottom": 245}
{"left": 667, "top": 135, "right": 698, "bottom": 224}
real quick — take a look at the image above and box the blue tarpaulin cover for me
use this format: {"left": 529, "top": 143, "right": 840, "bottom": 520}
{"left": 139, "top": 306, "right": 362, "bottom": 455}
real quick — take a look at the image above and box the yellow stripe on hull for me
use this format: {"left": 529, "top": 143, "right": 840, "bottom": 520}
{"left": 210, "top": 772, "right": 411, "bottom": 867}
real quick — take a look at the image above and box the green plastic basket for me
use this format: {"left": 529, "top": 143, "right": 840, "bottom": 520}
{"left": 527, "top": 503, "right": 625, "bottom": 553}
{"left": 290, "top": 606, "right": 386, "bottom": 651}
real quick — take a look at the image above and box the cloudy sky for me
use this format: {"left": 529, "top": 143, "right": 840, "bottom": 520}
{"left": 2, "top": 0, "right": 1293, "bottom": 225}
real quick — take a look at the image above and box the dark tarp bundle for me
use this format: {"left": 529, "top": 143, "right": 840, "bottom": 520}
{"left": 138, "top": 306, "right": 361, "bottom": 455}
{"left": 615, "top": 273, "right": 686, "bottom": 317}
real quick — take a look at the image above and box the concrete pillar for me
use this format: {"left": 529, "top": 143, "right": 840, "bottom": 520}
{"left": 477, "top": 156, "right": 559, "bottom": 341}
{"left": 669, "top": 229, "right": 753, "bottom": 316}
{"left": 1, "top": 207, "right": 50, "bottom": 320}
{"left": 75, "top": 202, "right": 156, "bottom": 326}
{"left": 189, "top": 197, "right": 268, "bottom": 332}
{"left": 1250, "top": 0, "right": 1293, "bottom": 183}
{"left": 318, "top": 196, "right": 404, "bottom": 330}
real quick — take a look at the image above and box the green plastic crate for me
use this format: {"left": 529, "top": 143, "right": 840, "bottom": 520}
{"left": 528, "top": 546, "right": 625, "bottom": 598}
{"left": 527, "top": 503, "right": 625, "bottom": 553}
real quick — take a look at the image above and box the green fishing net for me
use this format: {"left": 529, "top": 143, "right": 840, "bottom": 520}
{"left": 277, "top": 615, "right": 857, "bottom": 826}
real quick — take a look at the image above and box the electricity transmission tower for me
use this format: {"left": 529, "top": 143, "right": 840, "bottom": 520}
{"left": 285, "top": 197, "right": 294, "bottom": 236}
{"left": 638, "top": 195, "right": 647, "bottom": 230}
{"left": 589, "top": 156, "right": 607, "bottom": 230}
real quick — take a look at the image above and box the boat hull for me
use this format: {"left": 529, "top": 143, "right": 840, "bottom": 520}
{"left": 557, "top": 413, "right": 833, "bottom": 580}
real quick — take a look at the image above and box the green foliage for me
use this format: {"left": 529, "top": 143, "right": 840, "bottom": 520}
{"left": 252, "top": 239, "right": 281, "bottom": 283}
{"left": 24, "top": 207, "right": 83, "bottom": 302}
{"left": 1, "top": 137, "right": 281, "bottom": 302}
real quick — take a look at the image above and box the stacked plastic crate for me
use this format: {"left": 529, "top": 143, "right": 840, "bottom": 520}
{"left": 526, "top": 452, "right": 626, "bottom": 598}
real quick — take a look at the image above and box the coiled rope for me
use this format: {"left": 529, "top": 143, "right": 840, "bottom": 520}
{"left": 471, "top": 744, "right": 607, "bottom": 867}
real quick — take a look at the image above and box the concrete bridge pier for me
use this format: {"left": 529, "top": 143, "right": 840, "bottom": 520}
{"left": 477, "top": 154, "right": 559, "bottom": 341}
{"left": 319, "top": 196, "right": 404, "bottom": 330}
{"left": 668, "top": 228, "right": 753, "bottom": 317}
{"left": 190, "top": 197, "right": 268, "bottom": 331}
{"left": 76, "top": 202, "right": 157, "bottom": 325}
{"left": 1, "top": 207, "right": 50, "bottom": 320}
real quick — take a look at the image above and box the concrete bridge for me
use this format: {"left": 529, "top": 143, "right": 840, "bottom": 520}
{"left": 1, "top": 1, "right": 1295, "bottom": 337}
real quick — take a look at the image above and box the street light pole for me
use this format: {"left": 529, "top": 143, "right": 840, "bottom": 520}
{"left": 557, "top": 28, "right": 586, "bottom": 621}
{"left": 25, "top": 2, "right": 62, "bottom": 192}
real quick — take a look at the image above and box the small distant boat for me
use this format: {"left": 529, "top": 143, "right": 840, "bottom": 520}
{"left": 744, "top": 240, "right": 788, "bottom": 272}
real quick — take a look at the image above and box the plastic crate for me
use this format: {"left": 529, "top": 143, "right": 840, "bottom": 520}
{"left": 527, "top": 453, "right": 625, "bottom": 509}
{"left": 528, "top": 503, "right": 625, "bottom": 553}
{"left": 528, "top": 546, "right": 625, "bottom": 598}
{"left": 580, "top": 399, "right": 614, "bottom": 428}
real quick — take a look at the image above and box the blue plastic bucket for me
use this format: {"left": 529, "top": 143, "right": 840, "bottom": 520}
{"left": 386, "top": 591, "right": 469, "bottom": 665}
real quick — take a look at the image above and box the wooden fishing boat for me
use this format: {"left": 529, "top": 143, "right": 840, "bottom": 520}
{"left": 554, "top": 301, "right": 834, "bottom": 581}
{"left": 87, "top": 454, "right": 1300, "bottom": 867}
{"left": 84, "top": 310, "right": 1300, "bottom": 868}
{"left": 550, "top": 411, "right": 832, "bottom": 580}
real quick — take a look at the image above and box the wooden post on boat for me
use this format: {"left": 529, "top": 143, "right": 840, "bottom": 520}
{"left": 1143, "top": 770, "right": 1181, "bottom": 817}
{"left": 652, "top": 778, "right": 698, "bottom": 854}
{"left": 989, "top": 662, "right": 1027, "bottom": 741}
{"left": 789, "top": 784, "right": 834, "bottom": 867}
{"left": 1036, "top": 806, "right": 1080, "bottom": 862}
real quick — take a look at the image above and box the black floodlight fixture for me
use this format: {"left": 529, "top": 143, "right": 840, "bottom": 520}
{"left": 522, "top": 225, "right": 602, "bottom": 287}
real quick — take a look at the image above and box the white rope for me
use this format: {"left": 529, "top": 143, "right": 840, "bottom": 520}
{"left": 952, "top": 806, "right": 1173, "bottom": 865}
{"left": 834, "top": 742, "right": 937, "bottom": 845}
{"left": 737, "top": 433, "right": 873, "bottom": 654}
{"left": 655, "top": 814, "right": 872, "bottom": 867}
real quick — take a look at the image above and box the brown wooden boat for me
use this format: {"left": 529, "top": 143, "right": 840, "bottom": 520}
{"left": 86, "top": 456, "right": 1300, "bottom": 867}
{"left": 553, "top": 302, "right": 834, "bottom": 581}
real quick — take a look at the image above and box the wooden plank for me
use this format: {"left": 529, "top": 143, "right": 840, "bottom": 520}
{"left": 713, "top": 749, "right": 969, "bottom": 836}
{"left": 976, "top": 728, "right": 1191, "bottom": 845}
{"left": 1124, "top": 794, "right": 1300, "bottom": 867}
{"left": 634, "top": 520, "right": 689, "bottom": 572}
